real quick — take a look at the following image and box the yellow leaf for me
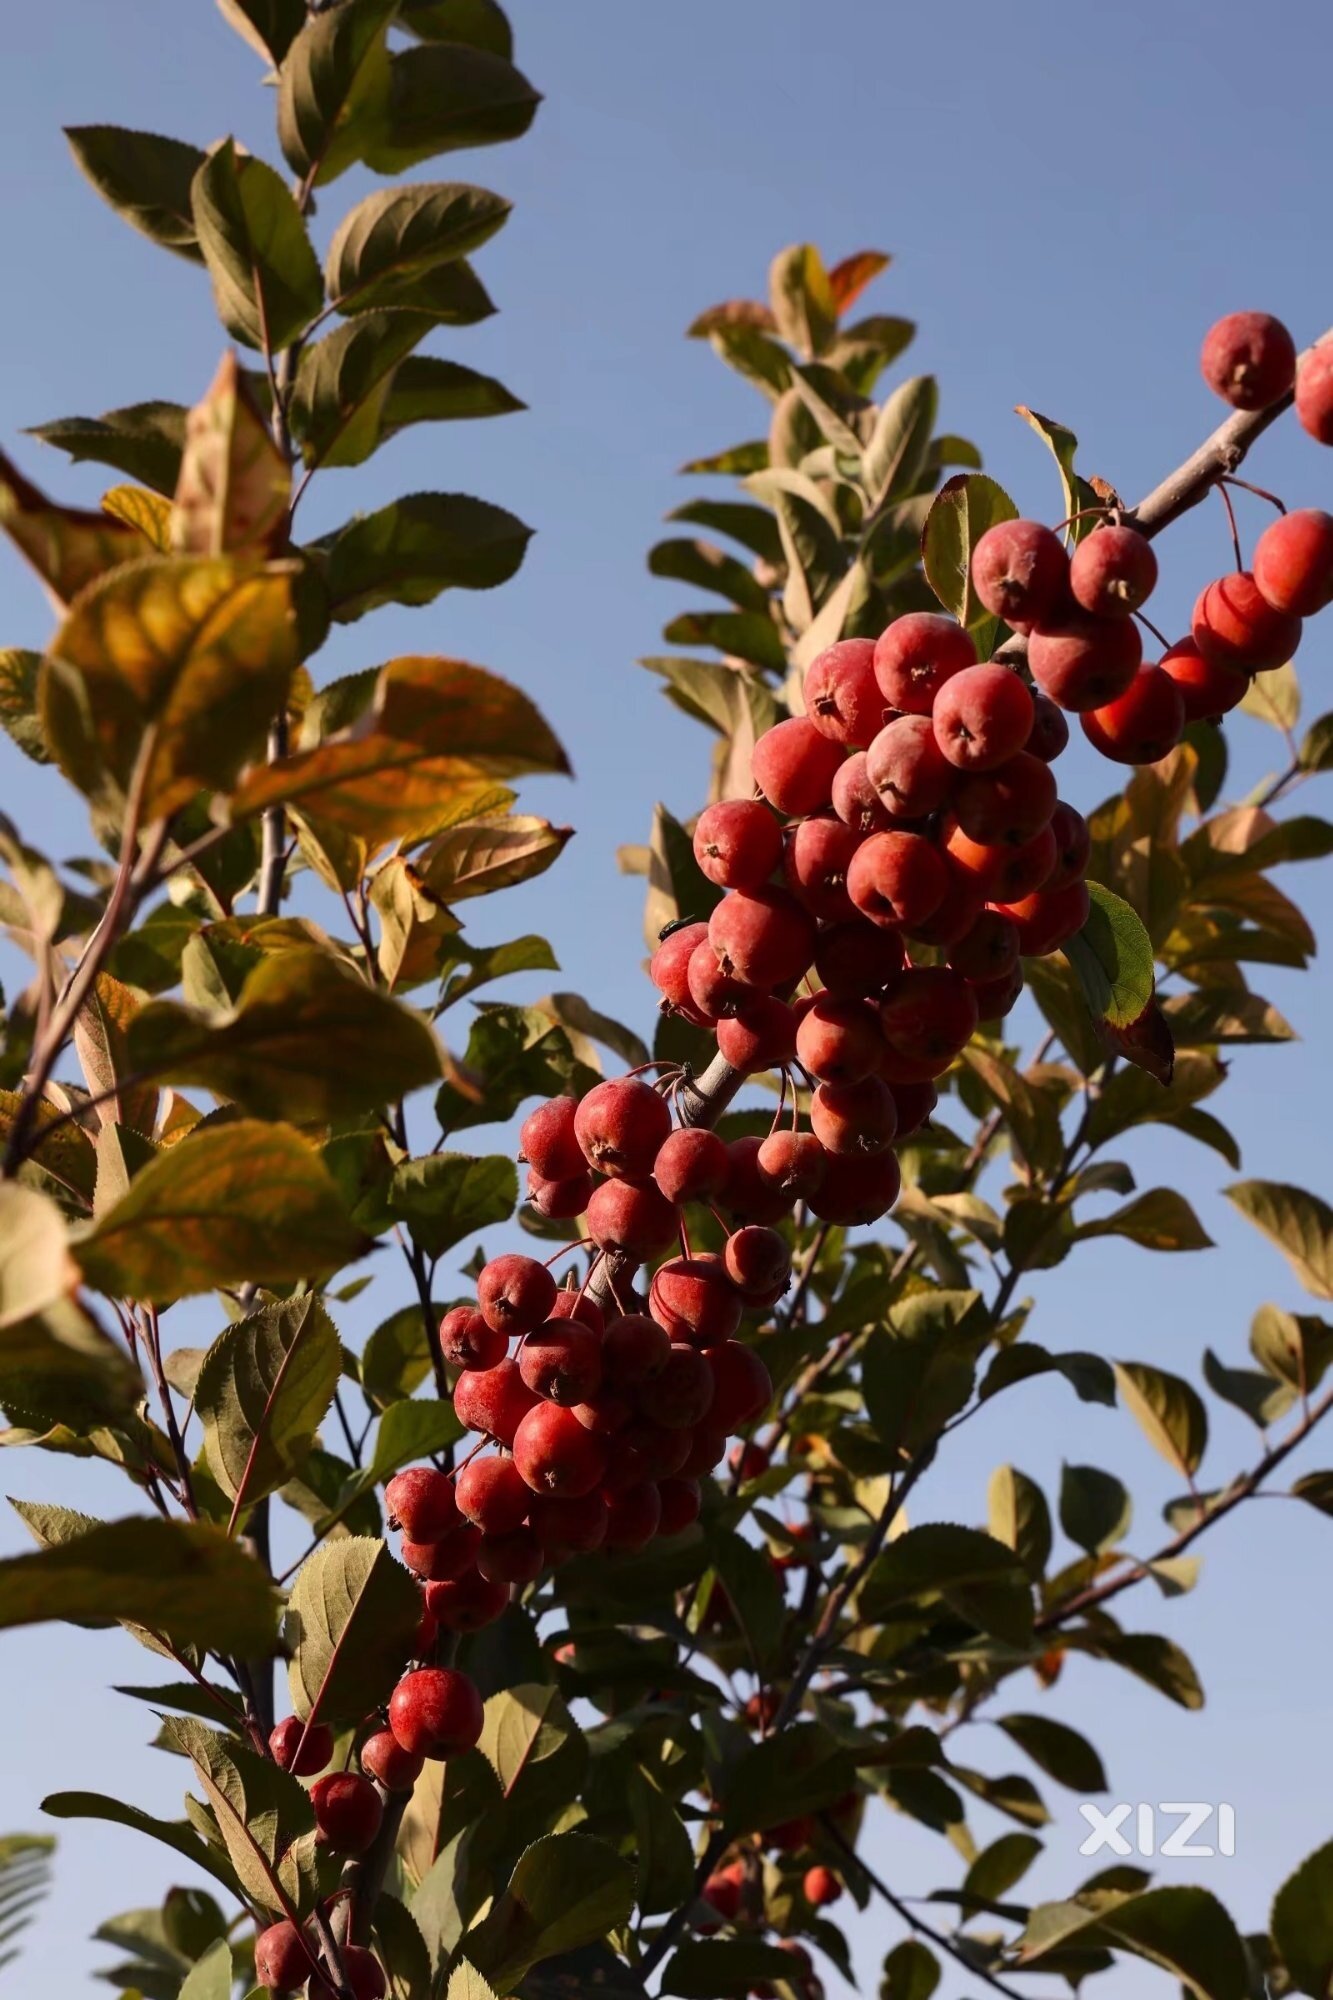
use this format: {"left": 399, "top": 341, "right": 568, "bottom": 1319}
{"left": 101, "top": 485, "right": 173, "bottom": 551}
{"left": 417, "top": 815, "right": 572, "bottom": 901}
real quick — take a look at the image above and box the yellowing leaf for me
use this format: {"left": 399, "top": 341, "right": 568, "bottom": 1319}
{"left": 40, "top": 554, "right": 300, "bottom": 819}
{"left": 417, "top": 815, "right": 571, "bottom": 902}
{"left": 1114, "top": 1362, "right": 1209, "bottom": 1478}
{"left": 100, "top": 485, "right": 173, "bottom": 550}
{"left": 0, "top": 448, "right": 142, "bottom": 608}
{"left": 172, "top": 353, "right": 290, "bottom": 559}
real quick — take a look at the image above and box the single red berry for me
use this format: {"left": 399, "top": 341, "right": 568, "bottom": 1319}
{"left": 387, "top": 1666, "right": 484, "bottom": 1758}
{"left": 384, "top": 1466, "right": 458, "bottom": 1543}
{"left": 1082, "top": 665, "right": 1186, "bottom": 765}
{"left": 603, "top": 1480, "right": 662, "bottom": 1551}
{"left": 1192, "top": 572, "right": 1301, "bottom": 672}
{"left": 686, "top": 938, "right": 754, "bottom": 1021}
{"left": 756, "top": 1129, "right": 827, "bottom": 1199}
{"left": 812, "top": 919, "right": 904, "bottom": 996}
{"left": 650, "top": 1256, "right": 744, "bottom": 1345}
{"left": 655, "top": 1126, "right": 729, "bottom": 1205}
{"left": 424, "top": 1571, "right": 511, "bottom": 1631}
{"left": 795, "top": 994, "right": 885, "bottom": 1085}
{"left": 708, "top": 887, "right": 817, "bottom": 988}
{"left": 268, "top": 1715, "right": 333, "bottom": 1777}
{"left": 702, "top": 1869, "right": 743, "bottom": 1920}
{"left": 943, "top": 818, "right": 1057, "bottom": 903}
{"left": 706, "top": 1341, "right": 772, "bottom": 1430}
{"left": 802, "top": 637, "right": 885, "bottom": 747}
{"left": 360, "top": 1728, "right": 425, "bottom": 1793}
{"left": 1296, "top": 344, "right": 1333, "bottom": 444}
{"left": 1028, "top": 609, "right": 1141, "bottom": 711}
{"left": 650, "top": 919, "right": 710, "bottom": 1010}
{"left": 969, "top": 964, "right": 1025, "bottom": 1020}
{"left": 722, "top": 1224, "right": 791, "bottom": 1301}
{"left": 693, "top": 799, "right": 784, "bottom": 890}
{"left": 847, "top": 829, "right": 949, "bottom": 930}
{"left": 575, "top": 1077, "right": 673, "bottom": 1180}
{"left": 455, "top": 1451, "right": 533, "bottom": 1533}
{"left": 477, "top": 1525, "right": 545, "bottom": 1584}
{"left": 310, "top": 1772, "right": 383, "bottom": 1855}
{"left": 517, "top": 1318, "right": 604, "bottom": 1407}
{"left": 476, "top": 1254, "right": 557, "bottom": 1336}
{"left": 752, "top": 716, "right": 845, "bottom": 816}
{"left": 1201, "top": 310, "right": 1296, "bottom": 410}
{"left": 782, "top": 815, "right": 861, "bottom": 923}
{"left": 438, "top": 1305, "right": 505, "bottom": 1372}
{"left": 1159, "top": 636, "right": 1247, "bottom": 722}
{"left": 1026, "top": 689, "right": 1070, "bottom": 761}
{"left": 1253, "top": 508, "right": 1333, "bottom": 616}
{"left": 1046, "top": 800, "right": 1090, "bottom": 890}
{"left": 255, "top": 1919, "right": 313, "bottom": 1993}
{"left": 866, "top": 713, "right": 956, "bottom": 813}
{"left": 657, "top": 1476, "right": 702, "bottom": 1534}
{"left": 807, "top": 1148, "right": 902, "bottom": 1225}
{"left": 994, "top": 879, "right": 1091, "bottom": 955}
{"left": 880, "top": 966, "right": 979, "bottom": 1064}
{"left": 810, "top": 1074, "right": 898, "bottom": 1156}
{"left": 831, "top": 750, "right": 894, "bottom": 835}
{"left": 513, "top": 1401, "right": 609, "bottom": 1497}
{"left": 721, "top": 1136, "right": 798, "bottom": 1225}
{"left": 948, "top": 909, "right": 1020, "bottom": 983}
{"left": 600, "top": 1316, "right": 670, "bottom": 1390}
{"left": 715, "top": 997, "right": 799, "bottom": 1076}
{"left": 649, "top": 1342, "right": 717, "bottom": 1428}
{"left": 586, "top": 1177, "right": 679, "bottom": 1257}
{"left": 680, "top": 1426, "right": 728, "bottom": 1476}
{"left": 518, "top": 1096, "right": 583, "bottom": 1180}
{"left": 953, "top": 752, "right": 1057, "bottom": 847}
{"left": 452, "top": 1358, "right": 539, "bottom": 1445}
{"left": 902, "top": 865, "right": 985, "bottom": 949}
{"left": 526, "top": 1166, "right": 594, "bottom": 1220}
{"left": 768, "top": 1815, "right": 816, "bottom": 1853}
{"left": 730, "top": 1439, "right": 771, "bottom": 1480}
{"left": 805, "top": 1864, "right": 843, "bottom": 1907}
{"left": 530, "top": 1489, "right": 609, "bottom": 1555}
{"left": 873, "top": 613, "right": 976, "bottom": 714}
{"left": 549, "top": 1288, "right": 604, "bottom": 1337}
{"left": 400, "top": 1522, "right": 480, "bottom": 1582}
{"left": 932, "top": 663, "right": 1034, "bottom": 771}
{"left": 970, "top": 518, "right": 1069, "bottom": 625}
{"left": 890, "top": 1079, "right": 937, "bottom": 1137}
{"left": 607, "top": 1417, "right": 692, "bottom": 1484}
{"left": 1069, "top": 525, "right": 1158, "bottom": 618}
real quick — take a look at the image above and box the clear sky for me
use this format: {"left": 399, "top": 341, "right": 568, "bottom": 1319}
{"left": 1, "top": 3, "right": 1332, "bottom": 1995}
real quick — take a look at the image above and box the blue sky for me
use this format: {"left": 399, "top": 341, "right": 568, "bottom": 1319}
{"left": 2, "top": 2, "right": 1332, "bottom": 1994}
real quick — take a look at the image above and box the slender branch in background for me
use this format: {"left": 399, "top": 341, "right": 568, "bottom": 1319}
{"left": 140, "top": 1306, "right": 197, "bottom": 1520}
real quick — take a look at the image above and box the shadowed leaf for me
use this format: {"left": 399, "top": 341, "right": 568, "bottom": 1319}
{"left": 191, "top": 140, "right": 324, "bottom": 352}
{"left": 286, "top": 1536, "right": 422, "bottom": 1726}
{"left": 66, "top": 125, "right": 206, "bottom": 260}
{"left": 195, "top": 1295, "right": 341, "bottom": 1516}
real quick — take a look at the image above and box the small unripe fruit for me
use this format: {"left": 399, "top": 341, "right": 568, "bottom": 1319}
{"left": 519, "top": 1096, "right": 583, "bottom": 1180}
{"left": 603, "top": 1480, "right": 662, "bottom": 1551}
{"left": 807, "top": 1148, "right": 902, "bottom": 1225}
{"left": 307, "top": 1946, "right": 387, "bottom": 2000}
{"left": 953, "top": 752, "right": 1057, "bottom": 846}
{"left": 708, "top": 888, "right": 817, "bottom": 988}
{"left": 1201, "top": 310, "right": 1296, "bottom": 410}
{"left": 310, "top": 1772, "right": 383, "bottom": 1855}
{"left": 831, "top": 749, "right": 894, "bottom": 834}
{"left": 1026, "top": 689, "right": 1070, "bottom": 761}
{"left": 387, "top": 1666, "right": 484, "bottom": 1758}
{"left": 715, "top": 996, "right": 799, "bottom": 1076}
{"left": 810, "top": 1074, "right": 898, "bottom": 1155}
{"left": 400, "top": 1522, "right": 480, "bottom": 1582}
{"left": 932, "top": 663, "right": 1034, "bottom": 771}
{"left": 476, "top": 1254, "right": 557, "bottom": 1336}
{"left": 438, "top": 1305, "right": 505, "bottom": 1372}
{"left": 453, "top": 1358, "right": 540, "bottom": 1445}
{"left": 384, "top": 1467, "right": 458, "bottom": 1543}
{"left": 752, "top": 716, "right": 845, "bottom": 816}
{"left": 804, "top": 1865, "right": 842, "bottom": 1907}
{"left": 575, "top": 1077, "right": 673, "bottom": 1180}
{"left": 526, "top": 1166, "right": 593, "bottom": 1220}
{"left": 803, "top": 636, "right": 885, "bottom": 747}
{"left": 782, "top": 815, "right": 860, "bottom": 922}
{"left": 650, "top": 1256, "right": 744, "bottom": 1345}
{"left": 866, "top": 713, "right": 956, "bottom": 814}
{"left": 586, "top": 1177, "right": 678, "bottom": 1258}
{"left": 970, "top": 518, "right": 1068, "bottom": 625}
{"left": 795, "top": 995, "right": 884, "bottom": 1085}
{"left": 706, "top": 1340, "right": 773, "bottom": 1430}
{"left": 1296, "top": 345, "right": 1333, "bottom": 445}
{"left": 255, "top": 1919, "right": 312, "bottom": 1993}
{"left": 655, "top": 1127, "right": 729, "bottom": 1205}
{"left": 1069, "top": 525, "right": 1158, "bottom": 618}
{"left": 657, "top": 1476, "right": 702, "bottom": 1534}
{"left": 1192, "top": 572, "right": 1301, "bottom": 672}
{"left": 1253, "top": 508, "right": 1333, "bottom": 616}
{"left": 722, "top": 1136, "right": 797, "bottom": 1225}
{"left": 1082, "top": 665, "right": 1185, "bottom": 766}
{"left": 602, "top": 1313, "right": 671, "bottom": 1388}
{"left": 477, "top": 1525, "right": 545, "bottom": 1585}
{"left": 994, "top": 878, "right": 1092, "bottom": 956}
{"left": 873, "top": 613, "right": 976, "bottom": 714}
{"left": 1046, "top": 800, "right": 1091, "bottom": 890}
{"left": 847, "top": 830, "right": 949, "bottom": 930}
{"left": 812, "top": 920, "right": 904, "bottom": 997}
{"left": 650, "top": 919, "right": 710, "bottom": 1010}
{"left": 268, "top": 1715, "right": 333, "bottom": 1776}
{"left": 650, "top": 1342, "right": 716, "bottom": 1428}
{"left": 1029, "top": 609, "right": 1141, "bottom": 711}
{"left": 948, "top": 909, "right": 1020, "bottom": 983}
{"left": 530, "top": 1490, "right": 609, "bottom": 1555}
{"left": 692, "top": 799, "right": 783, "bottom": 889}
{"left": 880, "top": 966, "right": 979, "bottom": 1064}
{"left": 513, "top": 1401, "right": 608, "bottom": 1497}
{"left": 360, "top": 1729, "right": 425, "bottom": 1793}
{"left": 756, "top": 1128, "right": 827, "bottom": 1199}
{"left": 456, "top": 1451, "right": 533, "bottom": 1533}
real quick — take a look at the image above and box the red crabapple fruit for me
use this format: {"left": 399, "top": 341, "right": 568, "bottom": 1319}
{"left": 803, "top": 637, "right": 885, "bottom": 747}
{"left": 931, "top": 662, "right": 1034, "bottom": 771}
{"left": 1159, "top": 637, "right": 1248, "bottom": 721}
{"left": 807, "top": 1148, "right": 902, "bottom": 1225}
{"left": 654, "top": 1126, "right": 729, "bottom": 1204}
{"left": 517, "top": 1320, "right": 604, "bottom": 1405}
{"left": 359, "top": 1731, "right": 425, "bottom": 1792}
{"left": 866, "top": 713, "right": 956, "bottom": 814}
{"left": 970, "top": 518, "right": 1069, "bottom": 625}
{"left": 1296, "top": 344, "right": 1333, "bottom": 444}
{"left": 1201, "top": 310, "right": 1296, "bottom": 410}
{"left": 438, "top": 1306, "right": 506, "bottom": 1372}
{"left": 453, "top": 1358, "right": 539, "bottom": 1445}
{"left": 752, "top": 716, "right": 845, "bottom": 816}
{"left": 810, "top": 1075, "right": 898, "bottom": 1155}
{"left": 723, "top": 1224, "right": 792, "bottom": 1299}
{"left": 586, "top": 1177, "right": 679, "bottom": 1257}
{"left": 692, "top": 799, "right": 784, "bottom": 889}
{"left": 1069, "top": 524, "right": 1158, "bottom": 618}
{"left": 1192, "top": 572, "right": 1301, "bottom": 672}
{"left": 782, "top": 815, "right": 861, "bottom": 921}
{"left": 813, "top": 920, "right": 904, "bottom": 995}
{"left": 519, "top": 1096, "right": 583, "bottom": 1180}
{"left": 476, "top": 1253, "right": 557, "bottom": 1335}
{"left": 310, "top": 1773, "right": 383, "bottom": 1855}
{"left": 1026, "top": 689, "right": 1070, "bottom": 761}
{"left": 269, "top": 1716, "right": 333, "bottom": 1776}
{"left": 1028, "top": 607, "right": 1142, "bottom": 711}
{"left": 602, "top": 1312, "right": 671, "bottom": 1386}
{"left": 384, "top": 1467, "right": 458, "bottom": 1542}
{"left": 847, "top": 829, "right": 949, "bottom": 929}
{"left": 756, "top": 1129, "right": 827, "bottom": 1198}
{"left": 715, "top": 996, "right": 799, "bottom": 1075}
{"left": 388, "top": 1667, "right": 484, "bottom": 1758}
{"left": 873, "top": 612, "right": 977, "bottom": 714}
{"left": 1081, "top": 665, "right": 1186, "bottom": 765}
{"left": 513, "top": 1402, "right": 608, "bottom": 1498}
{"left": 708, "top": 887, "right": 816, "bottom": 987}
{"left": 795, "top": 995, "right": 884, "bottom": 1085}
{"left": 575, "top": 1077, "right": 673, "bottom": 1179}
{"left": 1252, "top": 508, "right": 1333, "bottom": 616}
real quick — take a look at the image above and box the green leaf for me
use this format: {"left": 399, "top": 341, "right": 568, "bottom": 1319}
{"left": 860, "top": 1522, "right": 1032, "bottom": 1644}
{"left": 194, "top": 1295, "right": 341, "bottom": 1516}
{"left": 465, "top": 1833, "right": 635, "bottom": 1993}
{"left": 864, "top": 375, "right": 939, "bottom": 508}
{"left": 768, "top": 243, "right": 837, "bottom": 356}
{"left": 399, "top": 0, "right": 512, "bottom": 51}
{"left": 627, "top": 1769, "right": 694, "bottom": 1917}
{"left": 0, "top": 649, "right": 49, "bottom": 765}
{"left": 76, "top": 1119, "right": 369, "bottom": 1304}
{"left": 921, "top": 471, "right": 1016, "bottom": 651}
{"left": 662, "top": 1941, "right": 797, "bottom": 1997}
{"left": 0, "top": 1516, "right": 276, "bottom": 1652}
{"left": 292, "top": 312, "right": 432, "bottom": 469}
{"left": 987, "top": 1465, "right": 1052, "bottom": 1580}
{"left": 981, "top": 1344, "right": 1116, "bottom": 1408}
{"left": 1298, "top": 712, "right": 1333, "bottom": 773}
{"left": 1201, "top": 1346, "right": 1293, "bottom": 1429}
{"left": 862, "top": 1290, "right": 984, "bottom": 1453}
{"left": 277, "top": 0, "right": 398, "bottom": 186}
{"left": 65, "top": 126, "right": 206, "bottom": 260}
{"left": 1016, "top": 406, "right": 1082, "bottom": 530}
{"left": 477, "top": 1683, "right": 587, "bottom": 1829}
{"left": 286, "top": 1536, "right": 422, "bottom": 1726}
{"left": 1072, "top": 1628, "right": 1203, "bottom": 1709}
{"left": 28, "top": 404, "right": 187, "bottom": 497}
{"left": 387, "top": 1153, "right": 517, "bottom": 1259}
{"left": 1066, "top": 882, "right": 1157, "bottom": 1029}
{"left": 129, "top": 948, "right": 442, "bottom": 1121}
{"left": 360, "top": 1398, "right": 463, "bottom": 1492}
{"left": 190, "top": 140, "right": 324, "bottom": 352}
{"left": 668, "top": 500, "right": 783, "bottom": 566}
{"left": 963, "top": 1834, "right": 1042, "bottom": 1905}
{"left": 216, "top": 0, "right": 307, "bottom": 62}
{"left": 880, "top": 1938, "right": 941, "bottom": 2000}
{"left": 1272, "top": 1839, "right": 1333, "bottom": 1999}
{"left": 179, "top": 1937, "right": 231, "bottom": 2000}
{"left": 361, "top": 43, "right": 541, "bottom": 173}
{"left": 159, "top": 1716, "right": 319, "bottom": 1916}
{"left": 719, "top": 1724, "right": 857, "bottom": 1841}
{"left": 1059, "top": 1463, "right": 1131, "bottom": 1553}
{"left": 436, "top": 1005, "right": 592, "bottom": 1135}
{"left": 41, "top": 553, "right": 300, "bottom": 821}
{"left": 648, "top": 536, "right": 771, "bottom": 613}
{"left": 438, "top": 936, "right": 558, "bottom": 1011}
{"left": 1021, "top": 1885, "right": 1247, "bottom": 2000}
{"left": 1248, "top": 1302, "right": 1333, "bottom": 1394}
{"left": 996, "top": 1715, "right": 1107, "bottom": 1792}
{"left": 1226, "top": 1181, "right": 1333, "bottom": 1299}
{"left": 362, "top": 1303, "right": 445, "bottom": 1407}
{"left": 326, "top": 183, "right": 512, "bottom": 316}
{"left": 1075, "top": 1189, "right": 1212, "bottom": 1253}
{"left": 1239, "top": 658, "right": 1300, "bottom": 731}
{"left": 961, "top": 1047, "right": 1063, "bottom": 1178}
{"left": 1113, "top": 1362, "right": 1208, "bottom": 1478}
{"left": 41, "top": 1792, "right": 239, "bottom": 1897}
{"left": 704, "top": 1529, "right": 784, "bottom": 1673}
{"left": 661, "top": 608, "right": 786, "bottom": 673}
{"left": 320, "top": 492, "right": 532, "bottom": 623}
{"left": 373, "top": 1892, "right": 433, "bottom": 2000}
